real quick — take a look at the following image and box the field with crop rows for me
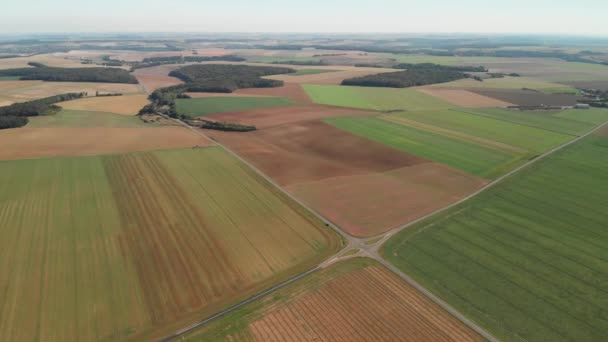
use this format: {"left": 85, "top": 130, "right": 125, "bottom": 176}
{"left": 184, "top": 258, "right": 482, "bottom": 341}
{"left": 27, "top": 109, "right": 152, "bottom": 128}
{"left": 382, "top": 133, "right": 608, "bottom": 341}
{"left": 0, "top": 147, "right": 341, "bottom": 341}
{"left": 175, "top": 97, "right": 296, "bottom": 118}
{"left": 303, "top": 84, "right": 452, "bottom": 111}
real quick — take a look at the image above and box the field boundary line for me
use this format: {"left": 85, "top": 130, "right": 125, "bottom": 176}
{"left": 158, "top": 266, "right": 321, "bottom": 342}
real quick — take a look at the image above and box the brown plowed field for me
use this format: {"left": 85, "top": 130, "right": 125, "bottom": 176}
{"left": 189, "top": 259, "right": 482, "bottom": 341}
{"left": 58, "top": 94, "right": 150, "bottom": 115}
{"left": 0, "top": 126, "right": 212, "bottom": 160}
{"left": 470, "top": 89, "right": 580, "bottom": 107}
{"left": 112, "top": 49, "right": 231, "bottom": 62}
{"left": 205, "top": 120, "right": 423, "bottom": 186}
{"left": 206, "top": 104, "right": 374, "bottom": 129}
{"left": 133, "top": 65, "right": 183, "bottom": 93}
{"left": 235, "top": 83, "right": 312, "bottom": 103}
{"left": 287, "top": 164, "right": 486, "bottom": 237}
{"left": 595, "top": 125, "right": 608, "bottom": 136}
{"left": 417, "top": 88, "right": 514, "bottom": 108}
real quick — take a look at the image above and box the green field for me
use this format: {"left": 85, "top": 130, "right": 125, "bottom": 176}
{"left": 382, "top": 134, "right": 608, "bottom": 341}
{"left": 457, "top": 108, "right": 608, "bottom": 136}
{"left": 291, "top": 69, "right": 337, "bottom": 76}
{"left": 175, "top": 97, "right": 296, "bottom": 118}
{"left": 325, "top": 115, "right": 521, "bottom": 178}
{"left": 304, "top": 84, "right": 452, "bottom": 111}
{"left": 429, "top": 77, "right": 578, "bottom": 94}
{"left": 0, "top": 76, "right": 21, "bottom": 81}
{"left": 0, "top": 147, "right": 341, "bottom": 341}
{"left": 27, "top": 109, "right": 151, "bottom": 128}
{"left": 391, "top": 109, "right": 573, "bottom": 153}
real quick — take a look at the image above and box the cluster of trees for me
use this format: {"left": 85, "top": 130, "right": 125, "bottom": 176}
{"left": 27, "top": 62, "right": 47, "bottom": 68}
{"left": 0, "top": 67, "right": 137, "bottom": 83}
{"left": 342, "top": 68, "right": 467, "bottom": 88}
{"left": 142, "top": 55, "right": 245, "bottom": 63}
{"left": 393, "top": 63, "right": 487, "bottom": 72}
{"left": 194, "top": 119, "right": 256, "bottom": 132}
{"left": 141, "top": 64, "right": 293, "bottom": 123}
{"left": 271, "top": 60, "right": 327, "bottom": 66}
{"left": 0, "top": 93, "right": 85, "bottom": 129}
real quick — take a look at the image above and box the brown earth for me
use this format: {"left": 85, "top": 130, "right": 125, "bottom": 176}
{"left": 595, "top": 125, "right": 608, "bottom": 136}
{"left": 112, "top": 48, "right": 231, "bottom": 62}
{"left": 417, "top": 88, "right": 514, "bottom": 108}
{"left": 244, "top": 263, "right": 483, "bottom": 341}
{"left": 564, "top": 80, "right": 608, "bottom": 91}
{"left": 133, "top": 65, "right": 183, "bottom": 93}
{"left": 287, "top": 164, "right": 486, "bottom": 237}
{"left": 235, "top": 82, "right": 312, "bottom": 103}
{"left": 204, "top": 120, "right": 423, "bottom": 186}
{"left": 264, "top": 68, "right": 396, "bottom": 85}
{"left": 185, "top": 92, "right": 274, "bottom": 99}
{"left": 470, "top": 89, "right": 580, "bottom": 107}
{"left": 0, "top": 126, "right": 212, "bottom": 160}
{"left": 58, "top": 94, "right": 150, "bottom": 115}
{"left": 0, "top": 54, "right": 102, "bottom": 70}
{"left": 206, "top": 104, "right": 374, "bottom": 129}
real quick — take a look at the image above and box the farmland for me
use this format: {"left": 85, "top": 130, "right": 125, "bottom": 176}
{"left": 382, "top": 133, "right": 608, "bottom": 341}
{"left": 292, "top": 69, "right": 338, "bottom": 76}
{"left": 27, "top": 109, "right": 151, "bottom": 128}
{"left": 58, "top": 94, "right": 150, "bottom": 115}
{"left": 304, "top": 84, "right": 452, "bottom": 111}
{"left": 0, "top": 80, "right": 142, "bottom": 103}
{"left": 184, "top": 258, "right": 482, "bottom": 341}
{"left": 175, "top": 97, "right": 296, "bottom": 118}
{"left": 325, "top": 115, "right": 521, "bottom": 178}
{"left": 430, "top": 76, "right": 579, "bottom": 94}
{"left": 417, "top": 88, "right": 514, "bottom": 108}
{"left": 0, "top": 147, "right": 341, "bottom": 341}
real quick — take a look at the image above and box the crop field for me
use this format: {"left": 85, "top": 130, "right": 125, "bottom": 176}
{"left": 175, "top": 97, "right": 296, "bottom": 118}
{"left": 206, "top": 104, "right": 373, "bottom": 129}
{"left": 0, "top": 76, "right": 21, "bottom": 80}
{"left": 470, "top": 89, "right": 580, "bottom": 106}
{"left": 430, "top": 77, "right": 578, "bottom": 94}
{"left": 325, "top": 115, "right": 522, "bottom": 178}
{"left": 235, "top": 83, "right": 312, "bottom": 103}
{"left": 0, "top": 126, "right": 212, "bottom": 160}
{"left": 0, "top": 147, "right": 341, "bottom": 341}
{"left": 292, "top": 69, "right": 338, "bottom": 76}
{"left": 390, "top": 109, "right": 573, "bottom": 153}
{"left": 207, "top": 120, "right": 485, "bottom": 236}
{"left": 184, "top": 258, "right": 482, "bottom": 341}
{"left": 266, "top": 67, "right": 396, "bottom": 85}
{"left": 27, "top": 109, "right": 151, "bottom": 128}
{"left": 0, "top": 80, "right": 142, "bottom": 103}
{"left": 132, "top": 65, "right": 184, "bottom": 94}
{"left": 0, "top": 53, "right": 102, "bottom": 70}
{"left": 304, "top": 84, "right": 452, "bottom": 111}
{"left": 417, "top": 88, "right": 514, "bottom": 108}
{"left": 458, "top": 108, "right": 608, "bottom": 136}
{"left": 382, "top": 134, "right": 608, "bottom": 341}
{"left": 58, "top": 94, "right": 150, "bottom": 115}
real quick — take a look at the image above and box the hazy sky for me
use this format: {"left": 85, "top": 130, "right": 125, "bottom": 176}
{"left": 2, "top": 0, "right": 606, "bottom": 35}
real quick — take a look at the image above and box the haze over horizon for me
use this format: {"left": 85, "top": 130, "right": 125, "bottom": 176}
{"left": 3, "top": 0, "right": 606, "bottom": 36}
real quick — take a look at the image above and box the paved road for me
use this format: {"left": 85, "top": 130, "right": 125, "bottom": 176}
{"left": 161, "top": 116, "right": 608, "bottom": 341}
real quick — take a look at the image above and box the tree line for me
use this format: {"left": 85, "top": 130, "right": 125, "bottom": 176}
{"left": 0, "top": 93, "right": 85, "bottom": 129}
{"left": 142, "top": 55, "right": 245, "bottom": 64}
{"left": 0, "top": 67, "right": 138, "bottom": 83}
{"left": 342, "top": 68, "right": 468, "bottom": 88}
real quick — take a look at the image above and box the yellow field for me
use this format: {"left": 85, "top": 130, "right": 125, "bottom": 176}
{"left": 58, "top": 95, "right": 150, "bottom": 115}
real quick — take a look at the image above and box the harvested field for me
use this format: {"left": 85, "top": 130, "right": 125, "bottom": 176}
{"left": 595, "top": 124, "right": 608, "bottom": 136}
{"left": 0, "top": 126, "right": 212, "bottom": 160}
{"left": 470, "top": 89, "right": 581, "bottom": 107}
{"left": 133, "top": 65, "right": 183, "bottom": 93}
{"left": 0, "top": 147, "right": 340, "bottom": 341}
{"left": 0, "top": 53, "right": 101, "bottom": 69}
{"left": 417, "top": 88, "right": 514, "bottom": 108}
{"left": 204, "top": 120, "right": 422, "bottom": 186}
{"left": 0, "top": 80, "right": 142, "bottom": 102}
{"left": 113, "top": 48, "right": 231, "bottom": 62}
{"left": 430, "top": 77, "right": 578, "bottom": 94}
{"left": 564, "top": 80, "right": 608, "bottom": 91}
{"left": 27, "top": 109, "right": 150, "bottom": 128}
{"left": 206, "top": 104, "right": 374, "bottom": 129}
{"left": 235, "top": 82, "right": 312, "bottom": 103}
{"left": 287, "top": 164, "right": 486, "bottom": 237}
{"left": 383, "top": 135, "right": 608, "bottom": 341}
{"left": 185, "top": 258, "right": 482, "bottom": 341}
{"left": 58, "top": 94, "right": 149, "bottom": 115}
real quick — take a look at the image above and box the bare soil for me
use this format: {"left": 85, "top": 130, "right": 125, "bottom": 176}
{"left": 0, "top": 126, "right": 212, "bottom": 160}
{"left": 58, "top": 94, "right": 150, "bottom": 115}
{"left": 287, "top": 163, "right": 486, "bottom": 237}
{"left": 133, "top": 65, "right": 183, "bottom": 93}
{"left": 417, "top": 88, "right": 514, "bottom": 108}
{"left": 470, "top": 89, "right": 580, "bottom": 106}
{"left": 235, "top": 83, "right": 313, "bottom": 103}
{"left": 204, "top": 120, "right": 423, "bottom": 186}
{"left": 206, "top": 104, "right": 374, "bottom": 129}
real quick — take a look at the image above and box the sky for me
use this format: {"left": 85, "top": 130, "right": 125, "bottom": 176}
{"left": 2, "top": 0, "right": 606, "bottom": 36}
